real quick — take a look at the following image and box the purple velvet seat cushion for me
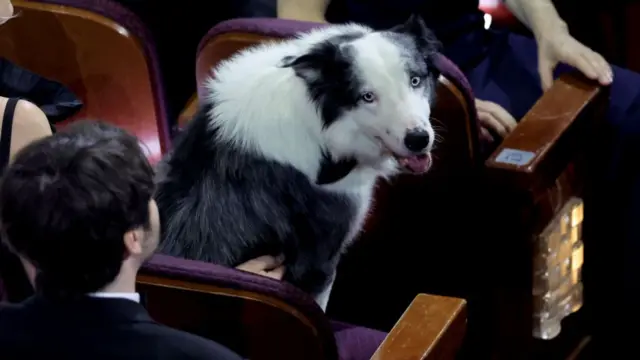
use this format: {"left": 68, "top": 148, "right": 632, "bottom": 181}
{"left": 142, "top": 254, "right": 338, "bottom": 356}
{"left": 197, "top": 18, "right": 325, "bottom": 56}
{"left": 143, "top": 255, "right": 385, "bottom": 360}
{"left": 29, "top": 0, "right": 171, "bottom": 148}
{"left": 143, "top": 254, "right": 322, "bottom": 314}
{"left": 331, "top": 320, "right": 387, "bottom": 360}
{"left": 432, "top": 54, "right": 482, "bottom": 148}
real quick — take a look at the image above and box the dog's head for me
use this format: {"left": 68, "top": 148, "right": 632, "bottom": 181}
{"left": 281, "top": 15, "right": 441, "bottom": 174}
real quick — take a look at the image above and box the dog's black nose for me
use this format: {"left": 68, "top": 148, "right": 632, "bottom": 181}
{"left": 403, "top": 128, "right": 430, "bottom": 153}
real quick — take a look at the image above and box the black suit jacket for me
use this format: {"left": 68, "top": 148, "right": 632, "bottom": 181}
{"left": 0, "top": 296, "right": 242, "bottom": 360}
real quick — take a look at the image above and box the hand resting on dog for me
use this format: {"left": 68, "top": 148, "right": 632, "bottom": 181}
{"left": 235, "top": 255, "right": 286, "bottom": 280}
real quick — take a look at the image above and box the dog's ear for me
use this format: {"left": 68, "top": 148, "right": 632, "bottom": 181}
{"left": 390, "top": 14, "right": 427, "bottom": 38}
{"left": 391, "top": 15, "right": 441, "bottom": 48}
{"left": 280, "top": 53, "right": 324, "bottom": 82}
{"left": 390, "top": 14, "right": 441, "bottom": 58}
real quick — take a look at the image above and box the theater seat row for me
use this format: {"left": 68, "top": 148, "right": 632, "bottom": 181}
{"left": 0, "top": 2, "right": 603, "bottom": 359}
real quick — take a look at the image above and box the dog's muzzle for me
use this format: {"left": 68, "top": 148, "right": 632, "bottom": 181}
{"left": 404, "top": 128, "right": 431, "bottom": 152}
{"left": 395, "top": 128, "right": 432, "bottom": 173}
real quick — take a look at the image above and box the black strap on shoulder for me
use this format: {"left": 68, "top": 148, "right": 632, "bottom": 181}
{"left": 0, "top": 98, "right": 34, "bottom": 302}
{"left": 0, "top": 97, "right": 18, "bottom": 170}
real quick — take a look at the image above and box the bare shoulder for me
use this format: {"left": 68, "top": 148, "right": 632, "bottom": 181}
{"left": 13, "top": 99, "right": 51, "bottom": 136}
{"left": 2, "top": 98, "right": 53, "bottom": 158}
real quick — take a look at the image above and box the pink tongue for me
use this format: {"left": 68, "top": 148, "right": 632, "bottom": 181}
{"left": 401, "top": 155, "right": 431, "bottom": 173}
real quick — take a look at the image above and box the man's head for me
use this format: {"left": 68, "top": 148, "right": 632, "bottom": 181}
{"left": 0, "top": 121, "right": 158, "bottom": 297}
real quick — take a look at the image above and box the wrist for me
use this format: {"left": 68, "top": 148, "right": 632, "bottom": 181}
{"left": 277, "top": 0, "right": 329, "bottom": 22}
{"left": 532, "top": 18, "right": 568, "bottom": 42}
{"left": 278, "top": 11, "right": 326, "bottom": 23}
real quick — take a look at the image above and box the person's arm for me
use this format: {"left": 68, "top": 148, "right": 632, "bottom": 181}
{"left": 503, "top": 0, "right": 567, "bottom": 38}
{"left": 277, "top": 0, "right": 330, "bottom": 22}
{"left": 10, "top": 100, "right": 52, "bottom": 162}
{"left": 4, "top": 100, "right": 52, "bottom": 289}
{"left": 504, "top": 0, "right": 612, "bottom": 89}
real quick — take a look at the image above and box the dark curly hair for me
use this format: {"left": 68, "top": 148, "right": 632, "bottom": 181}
{"left": 0, "top": 121, "right": 154, "bottom": 298}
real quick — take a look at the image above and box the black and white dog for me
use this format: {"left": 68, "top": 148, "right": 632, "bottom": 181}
{"left": 154, "top": 15, "right": 440, "bottom": 310}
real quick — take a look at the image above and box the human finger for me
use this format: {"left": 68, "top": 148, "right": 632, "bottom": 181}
{"left": 264, "top": 265, "right": 286, "bottom": 280}
{"left": 565, "top": 50, "right": 600, "bottom": 81}
{"left": 538, "top": 55, "right": 556, "bottom": 91}
{"left": 480, "top": 101, "right": 517, "bottom": 132}
{"left": 478, "top": 111, "right": 507, "bottom": 138}
{"left": 236, "top": 255, "right": 283, "bottom": 273}
{"left": 583, "top": 50, "right": 613, "bottom": 85}
{"left": 479, "top": 126, "right": 495, "bottom": 143}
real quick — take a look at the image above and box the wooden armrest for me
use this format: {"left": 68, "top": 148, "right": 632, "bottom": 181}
{"left": 371, "top": 294, "right": 467, "bottom": 360}
{"left": 485, "top": 72, "right": 605, "bottom": 189}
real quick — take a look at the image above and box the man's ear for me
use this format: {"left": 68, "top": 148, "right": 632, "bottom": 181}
{"left": 123, "top": 228, "right": 144, "bottom": 256}
{"left": 280, "top": 53, "right": 324, "bottom": 82}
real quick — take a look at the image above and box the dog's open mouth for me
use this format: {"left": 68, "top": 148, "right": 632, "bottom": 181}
{"left": 375, "top": 136, "right": 432, "bottom": 174}
{"left": 394, "top": 153, "right": 431, "bottom": 174}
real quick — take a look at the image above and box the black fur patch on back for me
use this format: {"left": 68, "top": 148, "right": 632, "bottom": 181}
{"left": 154, "top": 102, "right": 357, "bottom": 295}
{"left": 280, "top": 31, "right": 366, "bottom": 128}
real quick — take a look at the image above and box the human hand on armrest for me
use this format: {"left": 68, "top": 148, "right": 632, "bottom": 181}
{"left": 503, "top": 0, "right": 612, "bottom": 90}
{"left": 485, "top": 72, "right": 604, "bottom": 187}
{"left": 236, "top": 255, "right": 286, "bottom": 280}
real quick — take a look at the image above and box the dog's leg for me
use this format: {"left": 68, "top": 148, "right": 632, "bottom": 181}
{"left": 283, "top": 255, "right": 337, "bottom": 311}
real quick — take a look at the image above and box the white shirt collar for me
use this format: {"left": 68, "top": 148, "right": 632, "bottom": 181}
{"left": 87, "top": 292, "right": 140, "bottom": 303}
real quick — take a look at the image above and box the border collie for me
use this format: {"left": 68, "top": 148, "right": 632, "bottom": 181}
{"left": 154, "top": 15, "right": 440, "bottom": 310}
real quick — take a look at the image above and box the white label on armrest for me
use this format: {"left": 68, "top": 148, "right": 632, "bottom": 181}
{"left": 494, "top": 148, "right": 535, "bottom": 166}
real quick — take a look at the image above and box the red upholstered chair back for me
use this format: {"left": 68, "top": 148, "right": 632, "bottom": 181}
{"left": 0, "top": 0, "right": 170, "bottom": 163}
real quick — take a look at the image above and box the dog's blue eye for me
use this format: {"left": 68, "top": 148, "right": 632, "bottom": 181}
{"left": 361, "top": 92, "right": 376, "bottom": 103}
{"left": 410, "top": 76, "right": 421, "bottom": 87}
